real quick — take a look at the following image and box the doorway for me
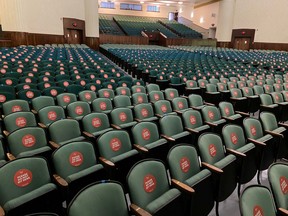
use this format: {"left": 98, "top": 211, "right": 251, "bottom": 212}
{"left": 66, "top": 29, "right": 83, "bottom": 44}
{"left": 233, "top": 37, "right": 251, "bottom": 50}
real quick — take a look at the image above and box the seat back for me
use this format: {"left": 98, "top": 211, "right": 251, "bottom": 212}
{"left": 38, "top": 106, "right": 65, "bottom": 126}
{"left": 98, "top": 89, "right": 115, "bottom": 100}
{"left": 113, "top": 95, "right": 132, "bottom": 108}
{"left": 3, "top": 100, "right": 30, "bottom": 116}
{"left": 134, "top": 103, "right": 155, "bottom": 120}
{"left": 4, "top": 112, "right": 37, "bottom": 133}
{"left": 18, "top": 89, "right": 41, "bottom": 102}
{"left": 206, "top": 84, "right": 217, "bottom": 92}
{"left": 243, "top": 117, "right": 264, "bottom": 140}
{"left": 198, "top": 133, "right": 225, "bottom": 164}
{"left": 127, "top": 160, "right": 170, "bottom": 210}
{"left": 115, "top": 87, "right": 131, "bottom": 97}
{"left": 7, "top": 127, "right": 48, "bottom": 157}
{"left": 268, "top": 162, "right": 288, "bottom": 210}
{"left": 48, "top": 119, "right": 82, "bottom": 144}
{"left": 217, "top": 83, "right": 228, "bottom": 91}
{"left": 78, "top": 91, "right": 97, "bottom": 104}
{"left": 149, "top": 91, "right": 164, "bottom": 103}
{"left": 146, "top": 84, "right": 160, "bottom": 93}
{"left": 131, "top": 85, "right": 146, "bottom": 94}
{"left": 67, "top": 101, "right": 91, "bottom": 119}
{"left": 186, "top": 80, "right": 198, "bottom": 88}
{"left": 32, "top": 96, "right": 55, "bottom": 113}
{"left": 159, "top": 115, "right": 184, "bottom": 136}
{"left": 164, "top": 88, "right": 179, "bottom": 100}
{"left": 271, "top": 92, "right": 285, "bottom": 103}
{"left": 154, "top": 100, "right": 173, "bottom": 116}
{"left": 201, "top": 106, "right": 222, "bottom": 123}
{"left": 82, "top": 113, "right": 111, "bottom": 134}
{"left": 92, "top": 98, "right": 113, "bottom": 113}
{"left": 242, "top": 87, "right": 254, "bottom": 97}
{"left": 222, "top": 124, "right": 247, "bottom": 150}
{"left": 259, "top": 112, "right": 278, "bottom": 131}
{"left": 264, "top": 84, "right": 274, "bottom": 94}
{"left": 230, "top": 88, "right": 243, "bottom": 98}
{"left": 67, "top": 181, "right": 129, "bottom": 216}
{"left": 132, "top": 93, "right": 148, "bottom": 105}
{"left": 240, "top": 185, "right": 277, "bottom": 216}
{"left": 219, "top": 102, "right": 235, "bottom": 118}
{"left": 188, "top": 94, "right": 204, "bottom": 107}
{"left": 172, "top": 97, "right": 189, "bottom": 111}
{"left": 110, "top": 108, "right": 134, "bottom": 125}
{"left": 253, "top": 85, "right": 264, "bottom": 95}
{"left": 260, "top": 94, "right": 273, "bottom": 106}
{"left": 56, "top": 93, "right": 77, "bottom": 108}
{"left": 97, "top": 130, "right": 132, "bottom": 159}
{"left": 132, "top": 122, "right": 161, "bottom": 147}
{"left": 182, "top": 110, "right": 204, "bottom": 129}
{"left": 273, "top": 83, "right": 283, "bottom": 92}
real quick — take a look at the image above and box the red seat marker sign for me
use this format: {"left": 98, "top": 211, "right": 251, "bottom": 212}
{"left": 143, "top": 174, "right": 156, "bottom": 193}
{"left": 14, "top": 169, "right": 33, "bottom": 187}
{"left": 69, "top": 152, "right": 83, "bottom": 167}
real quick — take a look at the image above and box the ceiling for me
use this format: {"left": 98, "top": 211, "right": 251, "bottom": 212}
{"left": 108, "top": 0, "right": 213, "bottom": 6}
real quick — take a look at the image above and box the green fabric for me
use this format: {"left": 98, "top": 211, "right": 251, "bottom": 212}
{"left": 222, "top": 125, "right": 246, "bottom": 149}
{"left": 134, "top": 103, "right": 155, "bottom": 120}
{"left": 188, "top": 94, "right": 204, "bottom": 108}
{"left": 201, "top": 106, "right": 222, "bottom": 123}
{"left": 18, "top": 146, "right": 51, "bottom": 158}
{"left": 110, "top": 108, "right": 135, "bottom": 126}
{"left": 132, "top": 122, "right": 162, "bottom": 147}
{"left": 3, "top": 100, "right": 30, "bottom": 116}
{"left": 68, "top": 182, "right": 129, "bottom": 216}
{"left": 4, "top": 112, "right": 37, "bottom": 133}
{"left": 56, "top": 93, "right": 77, "bottom": 108}
{"left": 78, "top": 91, "right": 97, "bottom": 103}
{"left": 182, "top": 110, "right": 205, "bottom": 129}
{"left": 214, "top": 154, "right": 236, "bottom": 170}
{"left": 66, "top": 164, "right": 104, "bottom": 183}
{"left": 67, "top": 102, "right": 91, "bottom": 119}
{"left": 185, "top": 169, "right": 211, "bottom": 187}
{"left": 132, "top": 93, "right": 148, "bottom": 105}
{"left": 98, "top": 89, "right": 115, "bottom": 99}
{"left": 82, "top": 113, "right": 111, "bottom": 134}
{"left": 260, "top": 112, "right": 280, "bottom": 131}
{"left": 92, "top": 98, "right": 113, "bottom": 113}
{"left": 160, "top": 115, "right": 186, "bottom": 137}
{"left": 113, "top": 95, "right": 132, "bottom": 108}
{"left": 38, "top": 106, "right": 65, "bottom": 126}
{"left": 243, "top": 118, "right": 264, "bottom": 139}
{"left": 110, "top": 149, "right": 138, "bottom": 163}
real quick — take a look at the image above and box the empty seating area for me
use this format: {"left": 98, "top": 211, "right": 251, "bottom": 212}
{"left": 99, "top": 14, "right": 125, "bottom": 35}
{"left": 159, "top": 19, "right": 202, "bottom": 38}
{"left": 2, "top": 43, "right": 288, "bottom": 215}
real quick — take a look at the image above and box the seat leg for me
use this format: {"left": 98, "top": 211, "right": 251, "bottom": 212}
{"left": 237, "top": 183, "right": 241, "bottom": 197}
{"left": 215, "top": 201, "right": 220, "bottom": 216}
{"left": 257, "top": 170, "right": 261, "bottom": 184}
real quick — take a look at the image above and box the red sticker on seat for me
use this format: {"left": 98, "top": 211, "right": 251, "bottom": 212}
{"left": 121, "top": 89, "right": 126, "bottom": 95}
{"left": 50, "top": 89, "right": 57, "bottom": 96}
{"left": 100, "top": 102, "right": 107, "bottom": 110}
{"left": 136, "top": 87, "right": 141, "bottom": 93}
{"left": 220, "top": 85, "right": 224, "bottom": 90}
{"left": 43, "top": 77, "right": 48, "bottom": 82}
{"left": 141, "top": 108, "right": 148, "bottom": 117}
{"left": 16, "top": 117, "right": 27, "bottom": 127}
{"left": 108, "top": 84, "right": 113, "bottom": 89}
{"left": 96, "top": 80, "right": 101, "bottom": 84}
{"left": 245, "top": 88, "right": 249, "bottom": 94}
{"left": 0, "top": 95, "right": 6, "bottom": 103}
{"left": 208, "top": 111, "right": 214, "bottom": 120}
{"left": 69, "top": 151, "right": 83, "bottom": 167}
{"left": 85, "top": 93, "right": 91, "bottom": 100}
{"left": 189, "top": 82, "right": 194, "bottom": 87}
{"left": 225, "top": 107, "right": 230, "bottom": 115}
{"left": 26, "top": 91, "right": 34, "bottom": 98}
{"left": 23, "top": 84, "right": 30, "bottom": 90}
{"left": 266, "top": 86, "right": 270, "bottom": 90}
{"left": 190, "top": 115, "right": 196, "bottom": 125}
{"left": 48, "top": 111, "right": 57, "bottom": 121}
{"left": 253, "top": 206, "right": 264, "bottom": 216}
{"left": 169, "top": 92, "right": 175, "bottom": 98}
{"left": 75, "top": 106, "right": 84, "bottom": 115}
{"left": 275, "top": 95, "right": 279, "bottom": 101}
{"left": 137, "top": 96, "right": 144, "bottom": 103}
{"left": 161, "top": 105, "right": 167, "bottom": 113}
{"left": 6, "top": 79, "right": 12, "bottom": 85}
{"left": 119, "top": 112, "right": 127, "bottom": 122}
{"left": 233, "top": 91, "right": 238, "bottom": 96}
{"left": 280, "top": 176, "right": 288, "bottom": 194}
{"left": 25, "top": 78, "right": 31, "bottom": 83}
{"left": 201, "top": 82, "right": 205, "bottom": 87}
{"left": 14, "top": 169, "right": 33, "bottom": 187}
{"left": 63, "top": 81, "right": 70, "bottom": 87}
{"left": 143, "top": 174, "right": 157, "bottom": 193}
{"left": 76, "top": 75, "right": 80, "bottom": 80}
{"left": 154, "top": 94, "right": 160, "bottom": 101}
{"left": 230, "top": 133, "right": 238, "bottom": 145}
{"left": 122, "top": 83, "right": 127, "bottom": 87}
{"left": 209, "top": 144, "right": 217, "bottom": 157}
{"left": 90, "top": 85, "right": 96, "bottom": 91}
{"left": 110, "top": 138, "right": 122, "bottom": 151}
{"left": 44, "top": 83, "right": 51, "bottom": 88}
{"left": 180, "top": 157, "right": 190, "bottom": 173}
{"left": 250, "top": 125, "right": 257, "bottom": 136}
{"left": 104, "top": 74, "right": 108, "bottom": 78}
{"left": 92, "top": 117, "right": 102, "bottom": 128}
{"left": 63, "top": 95, "right": 71, "bottom": 103}
{"left": 142, "top": 128, "right": 151, "bottom": 140}
{"left": 178, "top": 101, "right": 184, "bottom": 109}
{"left": 22, "top": 134, "right": 36, "bottom": 147}
{"left": 12, "top": 105, "right": 22, "bottom": 112}
{"left": 103, "top": 91, "right": 110, "bottom": 98}
{"left": 80, "top": 80, "right": 86, "bottom": 86}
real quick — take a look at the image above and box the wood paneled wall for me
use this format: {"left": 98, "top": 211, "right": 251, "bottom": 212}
{"left": 164, "top": 38, "right": 217, "bottom": 47}
{"left": 99, "top": 34, "right": 149, "bottom": 45}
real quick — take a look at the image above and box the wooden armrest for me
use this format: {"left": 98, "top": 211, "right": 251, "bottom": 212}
{"left": 83, "top": 131, "right": 94, "bottom": 138}
{"left": 0, "top": 205, "right": 4, "bottom": 216}
{"left": 134, "top": 118, "right": 141, "bottom": 122}
{"left": 265, "top": 130, "right": 284, "bottom": 138}
{"left": 3, "top": 130, "right": 9, "bottom": 137}
{"left": 49, "top": 141, "right": 60, "bottom": 148}
{"left": 230, "top": 97, "right": 246, "bottom": 101}
{"left": 171, "top": 179, "right": 194, "bottom": 193}
{"left": 235, "top": 111, "right": 250, "bottom": 117}
{"left": 111, "top": 124, "right": 121, "bottom": 129}
{"left": 134, "top": 144, "right": 149, "bottom": 153}
{"left": 181, "top": 96, "right": 188, "bottom": 99}
{"left": 161, "top": 134, "right": 175, "bottom": 142}
{"left": 222, "top": 116, "right": 233, "bottom": 121}
{"left": 67, "top": 116, "right": 73, "bottom": 119}
{"left": 201, "top": 162, "right": 223, "bottom": 173}
{"left": 226, "top": 148, "right": 246, "bottom": 157}
{"left": 174, "top": 110, "right": 182, "bottom": 114}
{"left": 185, "top": 127, "right": 199, "bottom": 133}
{"left": 7, "top": 153, "right": 16, "bottom": 161}
{"left": 38, "top": 122, "right": 47, "bottom": 129}
{"left": 247, "top": 138, "right": 266, "bottom": 146}
{"left": 279, "top": 123, "right": 288, "bottom": 128}
{"left": 204, "top": 102, "right": 215, "bottom": 106}
{"left": 205, "top": 121, "right": 217, "bottom": 127}
{"left": 155, "top": 114, "right": 162, "bottom": 118}
{"left": 279, "top": 208, "right": 288, "bottom": 216}
{"left": 130, "top": 203, "right": 152, "bottom": 216}
{"left": 53, "top": 174, "right": 68, "bottom": 187}
{"left": 31, "top": 109, "right": 37, "bottom": 114}
{"left": 99, "top": 157, "right": 115, "bottom": 167}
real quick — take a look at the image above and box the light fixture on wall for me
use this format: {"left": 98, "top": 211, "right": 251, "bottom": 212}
{"left": 178, "top": 1, "right": 183, "bottom": 4}
{"left": 200, "top": 17, "right": 204, "bottom": 23}
{"left": 140, "top": 1, "right": 144, "bottom": 3}
{"left": 166, "top": 3, "right": 170, "bottom": 6}
{"left": 191, "top": 11, "right": 194, "bottom": 18}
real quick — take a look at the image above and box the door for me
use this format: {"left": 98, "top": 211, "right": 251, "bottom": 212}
{"left": 234, "top": 37, "right": 251, "bottom": 50}
{"left": 66, "top": 29, "right": 83, "bottom": 44}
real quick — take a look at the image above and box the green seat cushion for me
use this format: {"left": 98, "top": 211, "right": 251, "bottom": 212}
{"left": 212, "top": 119, "right": 226, "bottom": 125}
{"left": 214, "top": 154, "right": 236, "bottom": 170}
{"left": 59, "top": 136, "right": 86, "bottom": 146}
{"left": 111, "top": 149, "right": 138, "bottom": 163}
{"left": 66, "top": 164, "right": 104, "bottom": 183}
{"left": 17, "top": 146, "right": 51, "bottom": 158}
{"left": 194, "top": 125, "right": 210, "bottom": 132}
{"left": 257, "top": 134, "right": 273, "bottom": 143}
{"left": 141, "top": 117, "right": 158, "bottom": 122}
{"left": 146, "top": 139, "right": 167, "bottom": 150}
{"left": 273, "top": 127, "right": 286, "bottom": 134}
{"left": 185, "top": 169, "right": 211, "bottom": 187}
{"left": 4, "top": 183, "right": 57, "bottom": 212}
{"left": 92, "top": 128, "right": 113, "bottom": 137}
{"left": 171, "top": 131, "right": 190, "bottom": 140}
{"left": 228, "top": 114, "right": 242, "bottom": 120}
{"left": 237, "top": 143, "right": 255, "bottom": 154}
{"left": 119, "top": 122, "right": 137, "bottom": 129}
{"left": 145, "top": 188, "right": 181, "bottom": 214}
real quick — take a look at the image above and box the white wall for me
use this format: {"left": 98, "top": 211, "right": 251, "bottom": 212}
{"left": 99, "top": 2, "right": 177, "bottom": 18}
{"left": 233, "top": 0, "right": 288, "bottom": 43}
{"left": 192, "top": 2, "right": 219, "bottom": 29}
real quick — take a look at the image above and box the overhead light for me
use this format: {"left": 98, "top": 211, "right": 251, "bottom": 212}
{"left": 191, "top": 12, "right": 194, "bottom": 18}
{"left": 140, "top": 1, "right": 144, "bottom": 3}
{"left": 178, "top": 1, "right": 183, "bottom": 4}
{"left": 166, "top": 3, "right": 170, "bottom": 6}
{"left": 200, "top": 17, "right": 204, "bottom": 23}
